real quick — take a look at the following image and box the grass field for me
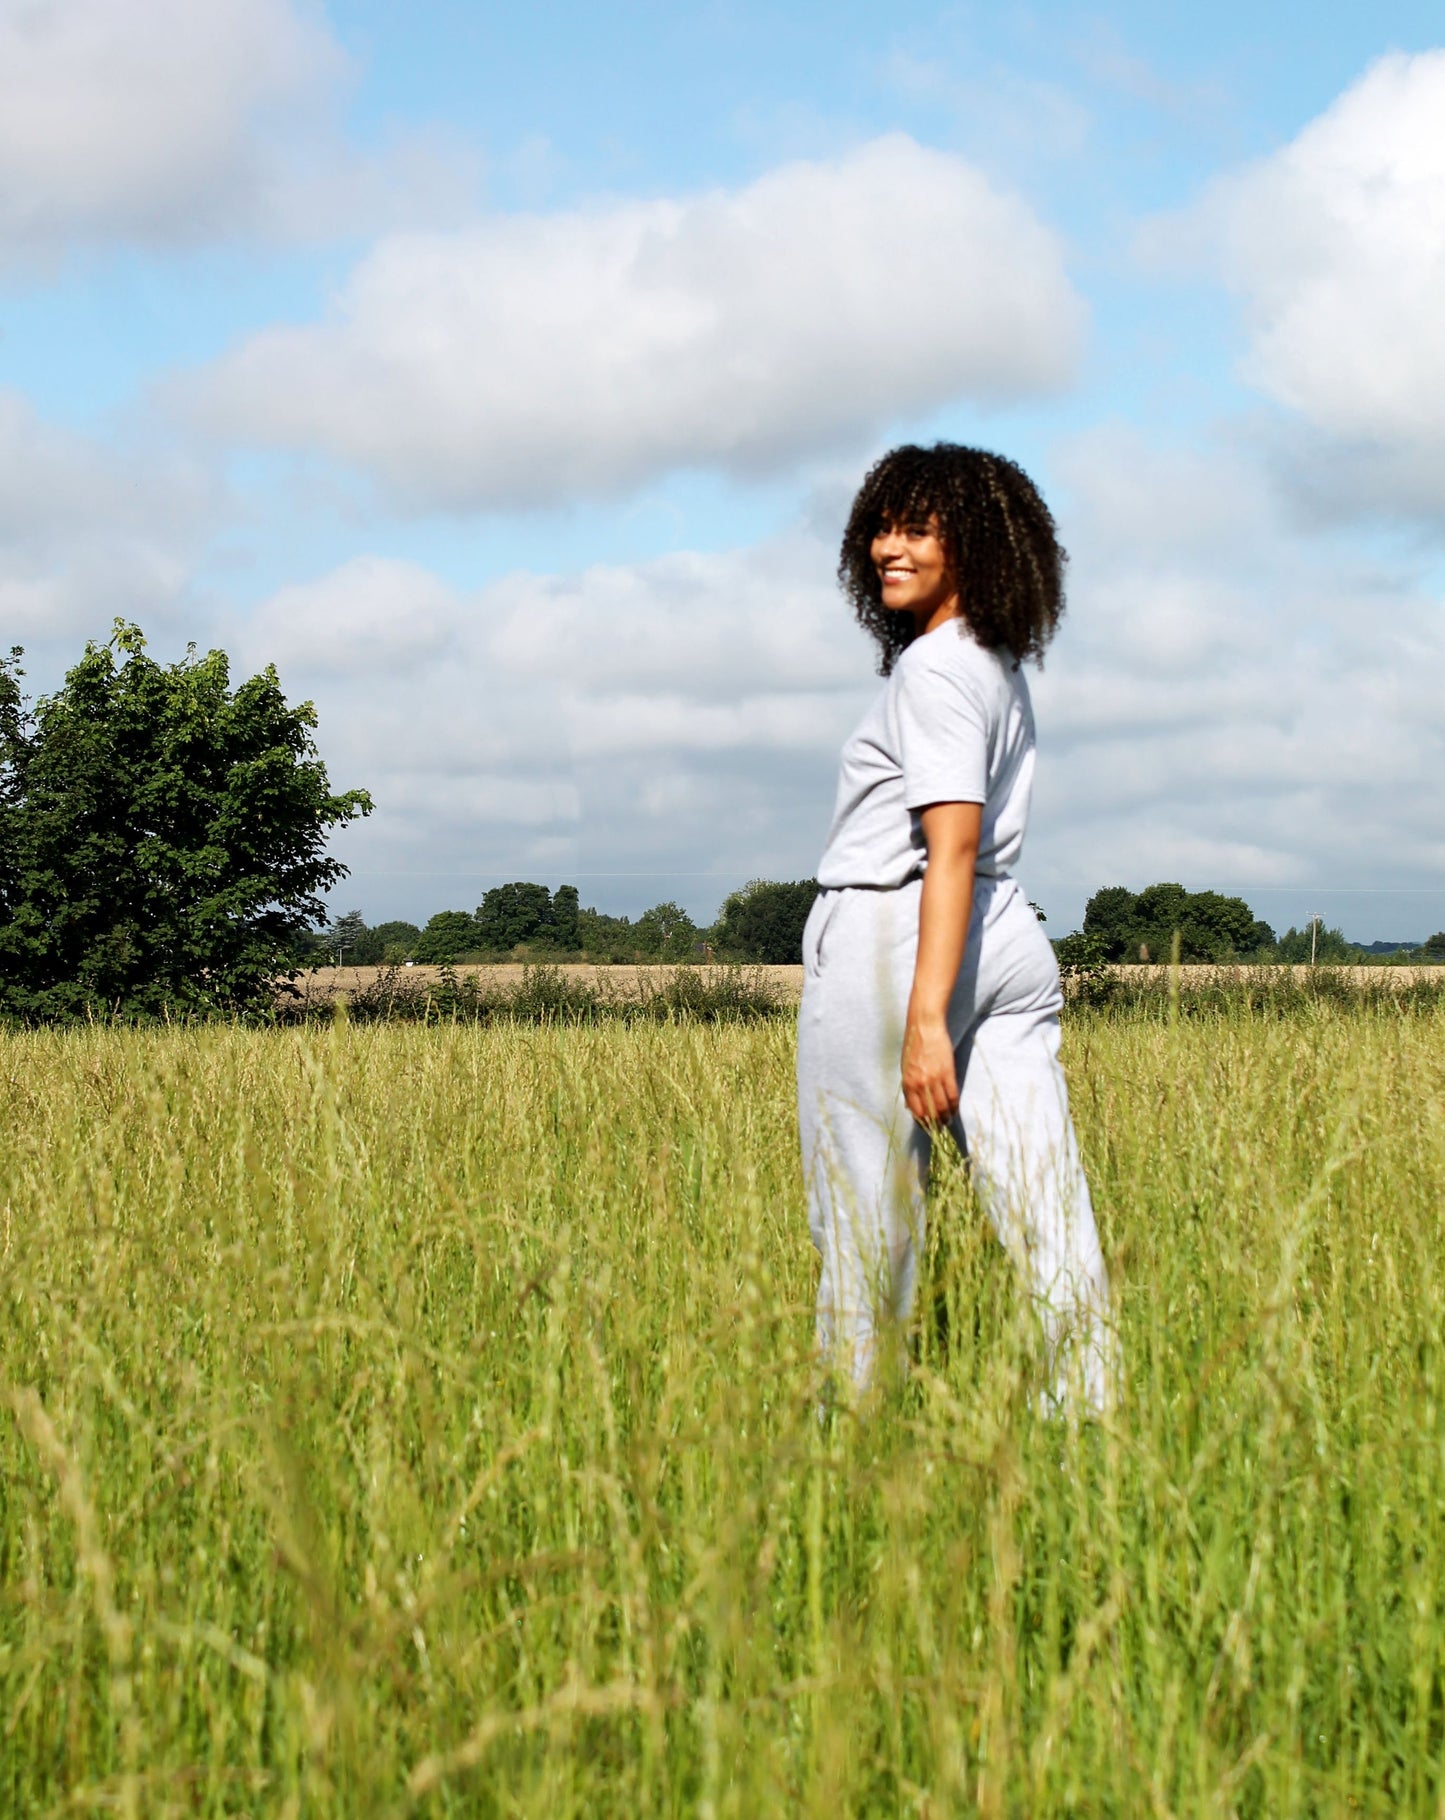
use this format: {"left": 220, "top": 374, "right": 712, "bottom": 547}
{"left": 3, "top": 1001, "right": 1445, "bottom": 1815}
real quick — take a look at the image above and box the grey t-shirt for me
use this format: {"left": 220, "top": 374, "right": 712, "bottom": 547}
{"left": 816, "top": 622, "right": 1036, "bottom": 889}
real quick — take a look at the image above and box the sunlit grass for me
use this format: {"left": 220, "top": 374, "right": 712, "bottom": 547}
{"left": 2, "top": 1004, "right": 1444, "bottom": 1814}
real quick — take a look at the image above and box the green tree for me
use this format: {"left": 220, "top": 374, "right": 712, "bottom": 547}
{"left": 550, "top": 885, "right": 581, "bottom": 952}
{"left": 713, "top": 879, "right": 819, "bottom": 964}
{"left": 635, "top": 900, "right": 698, "bottom": 959}
{"left": 372, "top": 919, "right": 421, "bottom": 963}
{"left": 1081, "top": 886, "right": 1139, "bottom": 961}
{"left": 0, "top": 627, "right": 369, "bottom": 1022}
{"left": 1181, "top": 890, "right": 1270, "bottom": 960}
{"left": 1425, "top": 932, "right": 1445, "bottom": 959}
{"left": 577, "top": 904, "right": 634, "bottom": 962}
{"left": 1133, "top": 882, "right": 1191, "bottom": 959}
{"left": 328, "top": 909, "right": 373, "bottom": 965}
{"left": 413, "top": 910, "right": 480, "bottom": 963}
{"left": 475, "top": 882, "right": 553, "bottom": 952}
{"left": 1276, "top": 923, "right": 1358, "bottom": 964}
{"left": 1082, "top": 882, "right": 1274, "bottom": 963}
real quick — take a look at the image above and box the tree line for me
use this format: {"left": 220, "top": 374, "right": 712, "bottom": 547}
{"left": 1057, "top": 883, "right": 1445, "bottom": 967}
{"left": 3, "top": 627, "right": 1441, "bottom": 1026}
{"left": 310, "top": 878, "right": 821, "bottom": 968}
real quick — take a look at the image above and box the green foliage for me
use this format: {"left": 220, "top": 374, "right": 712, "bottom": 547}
{"left": 1276, "top": 922, "right": 1358, "bottom": 964}
{"left": 3, "top": 1006, "right": 1445, "bottom": 1811}
{"left": 1424, "top": 931, "right": 1445, "bottom": 958}
{"left": 335, "top": 961, "right": 785, "bottom": 1025}
{"left": 633, "top": 899, "right": 698, "bottom": 959}
{"left": 327, "top": 908, "right": 371, "bottom": 963}
{"left": 713, "top": 876, "right": 819, "bottom": 963}
{"left": 576, "top": 901, "right": 636, "bottom": 961}
{"left": 551, "top": 883, "right": 580, "bottom": 950}
{"left": 1082, "top": 881, "right": 1276, "bottom": 963}
{"left": 1052, "top": 928, "right": 1117, "bottom": 1007}
{"left": 475, "top": 881, "right": 554, "bottom": 951}
{"left": 371, "top": 918, "right": 421, "bottom": 963}
{"left": 413, "top": 909, "right": 481, "bottom": 963}
{"left": 0, "top": 626, "right": 369, "bottom": 1022}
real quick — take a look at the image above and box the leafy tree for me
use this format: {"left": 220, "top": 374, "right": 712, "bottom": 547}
{"left": 713, "top": 879, "right": 819, "bottom": 964}
{"left": 1276, "top": 923, "right": 1358, "bottom": 964}
{"left": 1052, "top": 928, "right": 1114, "bottom": 1005}
{"left": 0, "top": 627, "right": 370, "bottom": 1022}
{"left": 1180, "top": 890, "right": 1265, "bottom": 959}
{"left": 634, "top": 900, "right": 698, "bottom": 959}
{"left": 328, "top": 909, "right": 372, "bottom": 965}
{"left": 475, "top": 882, "right": 553, "bottom": 952}
{"left": 1133, "top": 882, "right": 1190, "bottom": 945}
{"left": 413, "top": 910, "right": 481, "bottom": 963}
{"left": 1425, "top": 932, "right": 1445, "bottom": 959}
{"left": 372, "top": 919, "right": 421, "bottom": 963}
{"left": 550, "top": 885, "right": 581, "bottom": 952}
{"left": 577, "top": 903, "right": 634, "bottom": 962}
{"left": 1081, "top": 887, "right": 1139, "bottom": 961}
{"left": 1081, "top": 882, "right": 1275, "bottom": 963}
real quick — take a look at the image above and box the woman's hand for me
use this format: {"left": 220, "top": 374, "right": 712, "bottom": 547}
{"left": 902, "top": 1013, "right": 960, "bottom": 1124}
{"left": 904, "top": 800, "right": 983, "bottom": 1126}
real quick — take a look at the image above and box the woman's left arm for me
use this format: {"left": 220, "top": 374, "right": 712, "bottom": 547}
{"left": 902, "top": 800, "right": 983, "bottom": 1125}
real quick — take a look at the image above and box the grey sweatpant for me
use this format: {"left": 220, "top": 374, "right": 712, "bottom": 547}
{"left": 797, "top": 875, "right": 1113, "bottom": 1408}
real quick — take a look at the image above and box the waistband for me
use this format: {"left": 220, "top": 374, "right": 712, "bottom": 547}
{"left": 817, "top": 869, "right": 1013, "bottom": 896}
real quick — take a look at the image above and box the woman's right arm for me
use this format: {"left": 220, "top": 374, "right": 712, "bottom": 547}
{"left": 902, "top": 799, "right": 982, "bottom": 1125}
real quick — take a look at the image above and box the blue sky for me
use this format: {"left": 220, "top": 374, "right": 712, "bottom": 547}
{"left": 2, "top": 0, "right": 1442, "bottom": 941}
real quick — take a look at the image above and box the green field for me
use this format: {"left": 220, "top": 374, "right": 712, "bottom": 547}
{"left": 3, "top": 1003, "right": 1445, "bottom": 1816}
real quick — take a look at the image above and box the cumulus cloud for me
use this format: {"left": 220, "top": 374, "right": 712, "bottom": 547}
{"left": 1148, "top": 51, "right": 1445, "bottom": 519}
{"left": 186, "top": 135, "right": 1086, "bottom": 508}
{"left": 0, "top": 0, "right": 476, "bottom": 262}
{"left": 232, "top": 435, "right": 1445, "bottom": 937}
{"left": 235, "top": 530, "right": 874, "bottom": 917}
{"left": 0, "top": 390, "right": 213, "bottom": 651}
{"left": 1027, "top": 425, "right": 1445, "bottom": 928}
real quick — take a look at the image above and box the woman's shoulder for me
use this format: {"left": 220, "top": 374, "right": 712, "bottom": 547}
{"left": 898, "top": 622, "right": 1015, "bottom": 690}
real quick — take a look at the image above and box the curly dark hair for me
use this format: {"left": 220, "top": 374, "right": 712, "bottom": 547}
{"left": 838, "top": 442, "right": 1067, "bottom": 674}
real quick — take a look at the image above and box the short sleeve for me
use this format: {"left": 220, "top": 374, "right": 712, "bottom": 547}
{"left": 896, "top": 651, "right": 989, "bottom": 809}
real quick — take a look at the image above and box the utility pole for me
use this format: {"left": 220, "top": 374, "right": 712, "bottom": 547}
{"left": 1309, "top": 914, "right": 1322, "bottom": 966}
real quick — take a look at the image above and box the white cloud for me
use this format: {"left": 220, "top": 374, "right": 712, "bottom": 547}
{"left": 0, "top": 390, "right": 212, "bottom": 648}
{"left": 186, "top": 135, "right": 1086, "bottom": 508}
{"left": 247, "top": 555, "right": 462, "bottom": 678}
{"left": 1027, "top": 425, "right": 1445, "bottom": 928}
{"left": 236, "top": 528, "right": 873, "bottom": 915}
{"left": 236, "top": 437, "right": 1445, "bottom": 937}
{"left": 0, "top": 0, "right": 476, "bottom": 262}
{"left": 1149, "top": 51, "right": 1445, "bottom": 518}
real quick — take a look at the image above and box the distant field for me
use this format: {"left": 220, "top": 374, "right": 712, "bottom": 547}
{"left": 292, "top": 960, "right": 810, "bottom": 1004}
{"left": 4, "top": 1002, "right": 1445, "bottom": 1812}
{"left": 290, "top": 959, "right": 1443, "bottom": 1009}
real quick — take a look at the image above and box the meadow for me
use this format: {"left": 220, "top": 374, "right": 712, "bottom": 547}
{"left": 3, "top": 995, "right": 1445, "bottom": 1816}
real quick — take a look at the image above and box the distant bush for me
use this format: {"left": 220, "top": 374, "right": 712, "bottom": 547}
{"left": 713, "top": 879, "right": 818, "bottom": 964}
{"left": 1082, "top": 883, "right": 1275, "bottom": 964}
{"left": 413, "top": 909, "right": 482, "bottom": 963}
{"left": 314, "top": 962, "right": 787, "bottom": 1026}
{"left": 1061, "top": 964, "right": 1445, "bottom": 1022}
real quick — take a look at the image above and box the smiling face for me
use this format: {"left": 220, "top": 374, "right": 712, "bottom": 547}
{"left": 870, "top": 512, "right": 960, "bottom": 635}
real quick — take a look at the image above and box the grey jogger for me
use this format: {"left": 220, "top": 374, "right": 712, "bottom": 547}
{"left": 796, "top": 874, "right": 1114, "bottom": 1409}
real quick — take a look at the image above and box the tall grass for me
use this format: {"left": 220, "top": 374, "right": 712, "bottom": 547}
{"left": 2, "top": 1004, "right": 1444, "bottom": 1815}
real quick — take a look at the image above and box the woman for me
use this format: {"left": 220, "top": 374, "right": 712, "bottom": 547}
{"left": 797, "top": 442, "right": 1113, "bottom": 1409}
